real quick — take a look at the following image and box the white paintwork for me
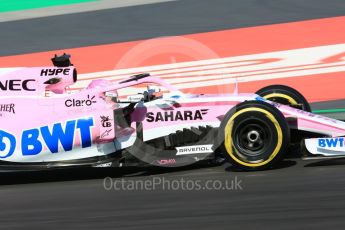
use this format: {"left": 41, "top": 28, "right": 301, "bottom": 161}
{"left": 305, "top": 137, "right": 345, "bottom": 156}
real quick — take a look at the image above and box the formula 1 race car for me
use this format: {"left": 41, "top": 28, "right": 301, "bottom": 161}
{"left": 0, "top": 54, "right": 344, "bottom": 171}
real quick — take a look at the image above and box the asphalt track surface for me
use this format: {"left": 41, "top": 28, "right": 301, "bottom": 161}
{"left": 1, "top": 0, "right": 345, "bottom": 56}
{"left": 1, "top": 0, "right": 345, "bottom": 229}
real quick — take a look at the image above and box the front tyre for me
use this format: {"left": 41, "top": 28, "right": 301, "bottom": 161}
{"left": 219, "top": 101, "right": 290, "bottom": 171}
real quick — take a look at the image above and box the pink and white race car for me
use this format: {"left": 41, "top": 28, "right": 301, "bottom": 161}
{"left": 0, "top": 54, "right": 344, "bottom": 171}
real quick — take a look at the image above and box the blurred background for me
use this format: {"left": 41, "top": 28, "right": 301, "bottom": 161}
{"left": 1, "top": 0, "right": 345, "bottom": 229}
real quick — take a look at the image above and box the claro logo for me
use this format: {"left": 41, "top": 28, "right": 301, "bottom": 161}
{"left": 65, "top": 95, "right": 97, "bottom": 107}
{"left": 0, "top": 79, "right": 35, "bottom": 91}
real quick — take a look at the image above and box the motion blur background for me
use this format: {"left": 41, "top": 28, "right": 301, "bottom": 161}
{"left": 1, "top": 0, "right": 345, "bottom": 229}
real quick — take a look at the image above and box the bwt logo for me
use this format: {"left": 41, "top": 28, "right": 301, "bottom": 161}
{"left": 0, "top": 117, "right": 94, "bottom": 158}
{"left": 318, "top": 138, "right": 345, "bottom": 148}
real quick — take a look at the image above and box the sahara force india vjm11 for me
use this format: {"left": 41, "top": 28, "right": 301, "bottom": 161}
{"left": 0, "top": 54, "right": 344, "bottom": 171}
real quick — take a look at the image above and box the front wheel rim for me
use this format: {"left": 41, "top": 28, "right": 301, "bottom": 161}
{"left": 233, "top": 119, "right": 271, "bottom": 157}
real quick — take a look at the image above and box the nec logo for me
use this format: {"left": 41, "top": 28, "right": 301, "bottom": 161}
{"left": 0, "top": 79, "right": 35, "bottom": 91}
{"left": 40, "top": 68, "right": 70, "bottom": 76}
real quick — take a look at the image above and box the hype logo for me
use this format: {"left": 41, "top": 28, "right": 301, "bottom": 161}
{"left": 0, "top": 130, "right": 16, "bottom": 158}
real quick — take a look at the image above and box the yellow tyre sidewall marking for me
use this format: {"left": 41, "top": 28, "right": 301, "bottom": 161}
{"left": 263, "top": 93, "right": 298, "bottom": 105}
{"left": 224, "top": 108, "right": 283, "bottom": 167}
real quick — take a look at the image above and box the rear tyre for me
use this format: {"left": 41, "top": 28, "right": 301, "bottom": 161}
{"left": 219, "top": 101, "right": 290, "bottom": 171}
{"left": 256, "top": 85, "right": 311, "bottom": 112}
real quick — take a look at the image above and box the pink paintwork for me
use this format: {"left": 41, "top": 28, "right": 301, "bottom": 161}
{"left": 1, "top": 65, "right": 345, "bottom": 163}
